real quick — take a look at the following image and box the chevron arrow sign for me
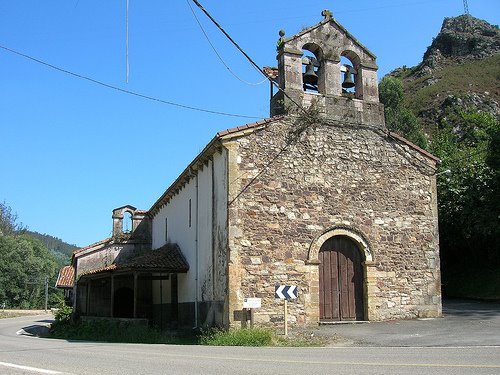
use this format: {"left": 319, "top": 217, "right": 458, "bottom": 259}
{"left": 275, "top": 285, "right": 298, "bottom": 299}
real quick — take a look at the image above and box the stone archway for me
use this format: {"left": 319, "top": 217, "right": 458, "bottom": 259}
{"left": 307, "top": 227, "right": 372, "bottom": 322}
{"left": 308, "top": 227, "right": 372, "bottom": 264}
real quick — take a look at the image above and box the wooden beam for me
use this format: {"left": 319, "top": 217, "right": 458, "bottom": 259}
{"left": 110, "top": 275, "right": 115, "bottom": 318}
{"left": 133, "top": 272, "right": 138, "bottom": 319}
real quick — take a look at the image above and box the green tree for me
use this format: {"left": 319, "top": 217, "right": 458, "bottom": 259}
{"left": 0, "top": 201, "right": 61, "bottom": 308}
{"left": 432, "top": 110, "right": 500, "bottom": 278}
{"left": 379, "top": 76, "right": 428, "bottom": 149}
{"left": 0, "top": 201, "right": 25, "bottom": 236}
{"left": 0, "top": 234, "right": 58, "bottom": 308}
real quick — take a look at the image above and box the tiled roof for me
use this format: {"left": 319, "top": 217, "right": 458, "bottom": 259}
{"left": 216, "top": 116, "right": 283, "bottom": 138}
{"left": 55, "top": 266, "right": 75, "bottom": 288}
{"left": 123, "top": 243, "right": 189, "bottom": 272}
{"left": 263, "top": 66, "right": 278, "bottom": 80}
{"left": 388, "top": 131, "right": 440, "bottom": 163}
{"left": 80, "top": 244, "right": 189, "bottom": 277}
{"left": 73, "top": 237, "right": 113, "bottom": 255}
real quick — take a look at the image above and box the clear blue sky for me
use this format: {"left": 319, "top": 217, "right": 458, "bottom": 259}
{"left": 1, "top": 0, "right": 499, "bottom": 248}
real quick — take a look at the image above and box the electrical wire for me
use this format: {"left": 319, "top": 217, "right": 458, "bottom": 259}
{"left": 186, "top": 0, "right": 267, "bottom": 86}
{"left": 0, "top": 44, "right": 261, "bottom": 120}
{"left": 191, "top": 0, "right": 308, "bottom": 117}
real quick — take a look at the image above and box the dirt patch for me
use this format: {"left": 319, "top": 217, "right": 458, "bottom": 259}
{"left": 0, "top": 310, "right": 51, "bottom": 319}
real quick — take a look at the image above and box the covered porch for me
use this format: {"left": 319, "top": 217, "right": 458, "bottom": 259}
{"left": 75, "top": 244, "right": 189, "bottom": 329}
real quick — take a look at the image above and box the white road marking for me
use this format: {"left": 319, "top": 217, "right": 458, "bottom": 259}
{"left": 0, "top": 361, "right": 61, "bottom": 374}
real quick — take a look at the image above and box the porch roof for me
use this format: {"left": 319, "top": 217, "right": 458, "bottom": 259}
{"left": 55, "top": 265, "right": 75, "bottom": 288}
{"left": 80, "top": 243, "right": 189, "bottom": 277}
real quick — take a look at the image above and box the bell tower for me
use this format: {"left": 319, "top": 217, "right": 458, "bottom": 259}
{"left": 270, "top": 10, "right": 385, "bottom": 128}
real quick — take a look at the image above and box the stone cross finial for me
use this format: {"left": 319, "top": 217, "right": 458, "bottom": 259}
{"left": 322, "top": 9, "right": 332, "bottom": 19}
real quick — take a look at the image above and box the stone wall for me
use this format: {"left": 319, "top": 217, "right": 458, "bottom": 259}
{"left": 226, "top": 116, "right": 441, "bottom": 326}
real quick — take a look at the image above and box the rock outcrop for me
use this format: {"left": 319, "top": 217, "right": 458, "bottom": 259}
{"left": 423, "top": 15, "right": 500, "bottom": 69}
{"left": 390, "top": 15, "right": 499, "bottom": 130}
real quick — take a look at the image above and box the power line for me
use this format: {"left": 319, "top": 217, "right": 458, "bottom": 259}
{"left": 186, "top": 0, "right": 267, "bottom": 86}
{"left": 0, "top": 44, "right": 261, "bottom": 120}
{"left": 190, "top": 1, "right": 336, "bottom": 205}
{"left": 191, "top": 0, "right": 308, "bottom": 116}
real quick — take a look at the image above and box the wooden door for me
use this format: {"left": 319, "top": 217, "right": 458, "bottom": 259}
{"left": 319, "top": 236, "right": 364, "bottom": 321}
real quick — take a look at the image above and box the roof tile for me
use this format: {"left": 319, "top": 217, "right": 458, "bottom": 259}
{"left": 73, "top": 237, "right": 113, "bottom": 255}
{"left": 55, "top": 266, "right": 75, "bottom": 288}
{"left": 79, "top": 243, "right": 189, "bottom": 277}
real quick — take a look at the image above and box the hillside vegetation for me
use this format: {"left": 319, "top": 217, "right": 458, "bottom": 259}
{"left": 394, "top": 54, "right": 499, "bottom": 130}
{"left": 0, "top": 201, "right": 70, "bottom": 309}
{"left": 382, "top": 15, "right": 500, "bottom": 300}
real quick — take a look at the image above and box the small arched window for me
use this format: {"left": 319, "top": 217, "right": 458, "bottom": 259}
{"left": 123, "top": 211, "right": 133, "bottom": 233}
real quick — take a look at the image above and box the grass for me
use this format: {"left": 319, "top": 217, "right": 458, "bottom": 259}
{"left": 199, "top": 328, "right": 274, "bottom": 346}
{"left": 0, "top": 310, "right": 47, "bottom": 319}
{"left": 200, "top": 327, "right": 325, "bottom": 347}
{"left": 47, "top": 320, "right": 325, "bottom": 347}
{"left": 0, "top": 312, "right": 22, "bottom": 319}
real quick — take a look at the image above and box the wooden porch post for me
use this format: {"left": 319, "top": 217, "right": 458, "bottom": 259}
{"left": 133, "top": 272, "right": 138, "bottom": 318}
{"left": 86, "top": 281, "right": 91, "bottom": 315}
{"left": 110, "top": 275, "right": 115, "bottom": 318}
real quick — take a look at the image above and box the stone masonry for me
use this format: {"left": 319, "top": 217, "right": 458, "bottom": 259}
{"left": 224, "top": 11, "right": 440, "bottom": 327}
{"left": 226, "top": 116, "right": 441, "bottom": 326}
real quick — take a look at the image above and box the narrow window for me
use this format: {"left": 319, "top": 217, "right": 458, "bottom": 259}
{"left": 188, "top": 199, "right": 192, "bottom": 228}
{"left": 123, "top": 211, "right": 132, "bottom": 233}
{"left": 164, "top": 217, "right": 168, "bottom": 242}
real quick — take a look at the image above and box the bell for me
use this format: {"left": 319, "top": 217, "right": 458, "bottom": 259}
{"left": 342, "top": 68, "right": 355, "bottom": 89}
{"left": 303, "top": 62, "right": 318, "bottom": 86}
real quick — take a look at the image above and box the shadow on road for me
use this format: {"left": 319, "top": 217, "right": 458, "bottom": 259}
{"left": 443, "top": 299, "right": 500, "bottom": 319}
{"left": 21, "top": 324, "right": 51, "bottom": 337}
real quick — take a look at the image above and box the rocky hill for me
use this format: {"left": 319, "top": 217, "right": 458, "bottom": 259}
{"left": 423, "top": 15, "right": 499, "bottom": 66}
{"left": 391, "top": 15, "right": 499, "bottom": 131}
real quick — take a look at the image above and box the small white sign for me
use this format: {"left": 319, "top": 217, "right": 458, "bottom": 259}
{"left": 243, "top": 297, "right": 261, "bottom": 309}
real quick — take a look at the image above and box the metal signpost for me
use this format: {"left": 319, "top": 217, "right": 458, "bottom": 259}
{"left": 275, "top": 285, "right": 298, "bottom": 337}
{"left": 243, "top": 297, "right": 261, "bottom": 328}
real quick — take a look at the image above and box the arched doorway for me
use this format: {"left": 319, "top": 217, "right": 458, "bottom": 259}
{"left": 114, "top": 287, "right": 134, "bottom": 318}
{"left": 319, "top": 236, "right": 364, "bottom": 321}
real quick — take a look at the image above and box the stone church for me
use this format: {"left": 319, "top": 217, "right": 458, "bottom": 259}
{"left": 59, "top": 11, "right": 441, "bottom": 328}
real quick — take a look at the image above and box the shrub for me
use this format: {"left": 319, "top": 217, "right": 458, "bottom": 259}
{"left": 54, "top": 304, "right": 72, "bottom": 325}
{"left": 48, "top": 318, "right": 197, "bottom": 344}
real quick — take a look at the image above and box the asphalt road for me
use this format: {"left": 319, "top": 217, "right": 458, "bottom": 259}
{"left": 0, "top": 300, "right": 499, "bottom": 375}
{"left": 313, "top": 299, "right": 500, "bottom": 347}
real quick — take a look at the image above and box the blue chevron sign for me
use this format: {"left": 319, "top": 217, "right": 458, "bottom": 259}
{"left": 275, "top": 285, "right": 298, "bottom": 299}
